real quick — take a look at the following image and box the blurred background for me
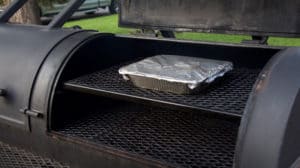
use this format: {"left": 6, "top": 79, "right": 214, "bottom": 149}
{"left": 1, "top": 0, "right": 300, "bottom": 46}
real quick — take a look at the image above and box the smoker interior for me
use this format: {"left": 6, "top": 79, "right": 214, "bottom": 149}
{"left": 51, "top": 35, "right": 279, "bottom": 167}
{"left": 64, "top": 63, "right": 259, "bottom": 116}
{"left": 54, "top": 92, "right": 239, "bottom": 168}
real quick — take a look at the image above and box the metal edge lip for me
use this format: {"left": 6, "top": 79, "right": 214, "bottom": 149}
{"left": 63, "top": 82, "right": 243, "bottom": 118}
{"left": 114, "top": 34, "right": 285, "bottom": 50}
{"left": 49, "top": 131, "right": 175, "bottom": 168}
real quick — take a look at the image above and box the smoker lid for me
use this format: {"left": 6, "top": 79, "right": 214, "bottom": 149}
{"left": 119, "top": 0, "right": 300, "bottom": 37}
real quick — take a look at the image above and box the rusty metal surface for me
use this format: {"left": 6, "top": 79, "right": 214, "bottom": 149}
{"left": 120, "top": 0, "right": 300, "bottom": 37}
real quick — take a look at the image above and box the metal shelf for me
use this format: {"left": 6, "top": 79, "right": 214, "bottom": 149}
{"left": 0, "top": 141, "right": 69, "bottom": 168}
{"left": 64, "top": 63, "right": 260, "bottom": 117}
{"left": 54, "top": 103, "right": 239, "bottom": 168}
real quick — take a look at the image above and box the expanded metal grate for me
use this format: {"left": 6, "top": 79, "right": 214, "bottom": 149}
{"left": 55, "top": 103, "right": 239, "bottom": 168}
{"left": 64, "top": 64, "right": 260, "bottom": 116}
{"left": 0, "top": 141, "right": 69, "bottom": 168}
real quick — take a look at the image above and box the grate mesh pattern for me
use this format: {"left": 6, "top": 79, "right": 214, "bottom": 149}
{"left": 0, "top": 141, "right": 69, "bottom": 168}
{"left": 65, "top": 64, "right": 260, "bottom": 116}
{"left": 55, "top": 103, "right": 239, "bottom": 168}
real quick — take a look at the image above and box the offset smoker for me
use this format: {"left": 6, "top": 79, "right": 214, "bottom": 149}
{"left": 0, "top": 0, "right": 300, "bottom": 168}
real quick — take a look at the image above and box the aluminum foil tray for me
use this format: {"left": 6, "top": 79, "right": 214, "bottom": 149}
{"left": 119, "top": 55, "right": 233, "bottom": 94}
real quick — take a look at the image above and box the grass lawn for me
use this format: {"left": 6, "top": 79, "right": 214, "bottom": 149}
{"left": 65, "top": 14, "right": 300, "bottom": 46}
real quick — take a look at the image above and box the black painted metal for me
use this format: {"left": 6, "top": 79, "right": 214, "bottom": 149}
{"left": 0, "top": 32, "right": 160, "bottom": 168}
{"left": 236, "top": 48, "right": 300, "bottom": 168}
{"left": 0, "top": 0, "right": 93, "bottom": 129}
{"left": 0, "top": 25, "right": 295, "bottom": 167}
{"left": 47, "top": 36, "right": 276, "bottom": 167}
{"left": 0, "top": 140, "right": 69, "bottom": 168}
{"left": 120, "top": 0, "right": 300, "bottom": 37}
{"left": 54, "top": 100, "right": 239, "bottom": 168}
{"left": 0, "top": 120, "right": 154, "bottom": 168}
{"left": 0, "top": 0, "right": 27, "bottom": 23}
{"left": 48, "top": 0, "right": 85, "bottom": 29}
{"left": 64, "top": 63, "right": 260, "bottom": 117}
{"left": 0, "top": 24, "right": 83, "bottom": 129}
{"left": 0, "top": 1, "right": 299, "bottom": 167}
{"left": 30, "top": 31, "right": 99, "bottom": 132}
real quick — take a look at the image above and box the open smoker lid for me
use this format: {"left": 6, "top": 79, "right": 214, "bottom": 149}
{"left": 119, "top": 0, "right": 300, "bottom": 37}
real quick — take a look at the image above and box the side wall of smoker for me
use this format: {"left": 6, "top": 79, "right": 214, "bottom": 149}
{"left": 236, "top": 48, "right": 300, "bottom": 168}
{"left": 0, "top": 24, "right": 83, "bottom": 130}
{"left": 0, "top": 31, "right": 156, "bottom": 168}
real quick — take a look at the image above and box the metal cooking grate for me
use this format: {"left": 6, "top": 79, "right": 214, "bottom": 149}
{"left": 0, "top": 141, "right": 69, "bottom": 168}
{"left": 55, "top": 103, "right": 239, "bottom": 168}
{"left": 64, "top": 64, "right": 260, "bottom": 116}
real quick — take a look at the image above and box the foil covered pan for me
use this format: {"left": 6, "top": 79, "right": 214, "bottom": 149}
{"left": 119, "top": 55, "right": 233, "bottom": 94}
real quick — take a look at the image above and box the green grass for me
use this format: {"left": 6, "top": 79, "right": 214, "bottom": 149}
{"left": 65, "top": 14, "right": 300, "bottom": 46}
{"left": 65, "top": 14, "right": 133, "bottom": 34}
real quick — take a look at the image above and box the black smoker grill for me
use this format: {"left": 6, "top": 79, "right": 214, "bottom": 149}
{"left": 0, "top": 0, "right": 300, "bottom": 168}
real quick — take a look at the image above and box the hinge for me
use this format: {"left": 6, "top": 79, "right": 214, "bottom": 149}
{"left": 242, "top": 36, "right": 269, "bottom": 45}
{"left": 20, "top": 108, "right": 43, "bottom": 118}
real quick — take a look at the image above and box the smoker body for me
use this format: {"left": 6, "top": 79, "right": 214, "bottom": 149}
{"left": 0, "top": 0, "right": 300, "bottom": 168}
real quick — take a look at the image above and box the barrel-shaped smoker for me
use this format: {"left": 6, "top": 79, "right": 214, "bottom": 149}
{"left": 0, "top": 0, "right": 300, "bottom": 168}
